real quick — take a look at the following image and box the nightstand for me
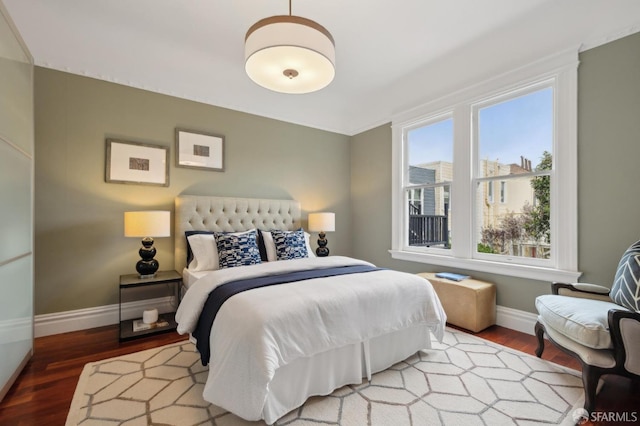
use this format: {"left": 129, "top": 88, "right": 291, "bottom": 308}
{"left": 119, "top": 270, "right": 182, "bottom": 341}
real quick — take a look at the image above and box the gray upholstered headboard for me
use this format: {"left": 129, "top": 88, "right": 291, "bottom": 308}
{"left": 174, "top": 195, "right": 302, "bottom": 271}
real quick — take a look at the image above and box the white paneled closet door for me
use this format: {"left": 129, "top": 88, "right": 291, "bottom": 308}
{"left": 0, "top": 3, "right": 34, "bottom": 401}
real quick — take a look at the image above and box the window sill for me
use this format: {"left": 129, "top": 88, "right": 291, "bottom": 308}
{"left": 389, "top": 249, "right": 582, "bottom": 282}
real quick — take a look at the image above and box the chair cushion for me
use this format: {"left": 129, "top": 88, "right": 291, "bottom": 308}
{"left": 611, "top": 240, "right": 640, "bottom": 312}
{"left": 535, "top": 295, "right": 627, "bottom": 349}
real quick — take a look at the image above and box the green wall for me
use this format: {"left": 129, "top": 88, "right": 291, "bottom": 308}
{"left": 349, "top": 124, "right": 540, "bottom": 311}
{"left": 577, "top": 32, "right": 640, "bottom": 286}
{"left": 34, "top": 31, "right": 640, "bottom": 317}
{"left": 34, "top": 68, "right": 351, "bottom": 315}
{"left": 350, "top": 32, "right": 640, "bottom": 314}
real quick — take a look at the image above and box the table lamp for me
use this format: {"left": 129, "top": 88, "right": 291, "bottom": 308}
{"left": 124, "top": 211, "right": 170, "bottom": 278}
{"left": 308, "top": 212, "right": 335, "bottom": 257}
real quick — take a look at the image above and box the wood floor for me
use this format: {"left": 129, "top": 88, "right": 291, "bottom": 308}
{"left": 0, "top": 324, "right": 637, "bottom": 425}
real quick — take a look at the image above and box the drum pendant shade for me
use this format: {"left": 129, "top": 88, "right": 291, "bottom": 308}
{"left": 245, "top": 15, "right": 335, "bottom": 94}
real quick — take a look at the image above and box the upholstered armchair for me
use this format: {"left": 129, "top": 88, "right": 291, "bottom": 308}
{"left": 534, "top": 240, "right": 640, "bottom": 414}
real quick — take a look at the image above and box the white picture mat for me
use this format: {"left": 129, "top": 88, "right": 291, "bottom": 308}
{"left": 108, "top": 141, "right": 167, "bottom": 185}
{"left": 177, "top": 130, "right": 223, "bottom": 170}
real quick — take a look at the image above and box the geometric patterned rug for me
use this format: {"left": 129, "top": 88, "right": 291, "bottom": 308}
{"left": 65, "top": 328, "right": 584, "bottom": 425}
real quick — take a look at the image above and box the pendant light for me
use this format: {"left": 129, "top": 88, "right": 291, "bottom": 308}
{"left": 244, "top": 0, "right": 336, "bottom": 94}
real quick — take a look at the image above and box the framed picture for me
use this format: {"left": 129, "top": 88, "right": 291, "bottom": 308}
{"left": 105, "top": 139, "right": 169, "bottom": 186}
{"left": 175, "top": 128, "right": 224, "bottom": 171}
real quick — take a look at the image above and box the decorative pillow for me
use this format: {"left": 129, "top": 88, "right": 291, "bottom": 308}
{"left": 215, "top": 229, "right": 262, "bottom": 269}
{"left": 186, "top": 232, "right": 218, "bottom": 271}
{"left": 271, "top": 229, "right": 308, "bottom": 260}
{"left": 256, "top": 229, "right": 269, "bottom": 261}
{"left": 186, "top": 229, "right": 258, "bottom": 271}
{"left": 260, "top": 229, "right": 315, "bottom": 261}
{"left": 611, "top": 240, "right": 640, "bottom": 312}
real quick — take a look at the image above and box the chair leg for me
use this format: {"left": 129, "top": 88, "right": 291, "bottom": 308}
{"left": 582, "top": 364, "right": 601, "bottom": 414}
{"left": 534, "top": 321, "right": 545, "bottom": 358}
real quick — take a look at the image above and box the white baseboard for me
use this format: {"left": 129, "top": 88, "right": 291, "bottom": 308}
{"left": 495, "top": 305, "right": 538, "bottom": 335}
{"left": 34, "top": 296, "right": 176, "bottom": 338}
{"left": 35, "top": 299, "right": 539, "bottom": 338}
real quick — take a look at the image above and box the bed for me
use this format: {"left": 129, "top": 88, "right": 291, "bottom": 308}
{"left": 174, "top": 195, "right": 446, "bottom": 424}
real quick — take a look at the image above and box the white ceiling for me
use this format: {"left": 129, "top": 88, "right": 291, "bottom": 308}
{"left": 4, "top": 0, "right": 640, "bottom": 135}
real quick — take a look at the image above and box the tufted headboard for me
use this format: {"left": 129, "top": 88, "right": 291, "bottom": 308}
{"left": 174, "top": 195, "right": 301, "bottom": 271}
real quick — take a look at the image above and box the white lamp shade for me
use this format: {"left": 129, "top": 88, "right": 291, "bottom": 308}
{"left": 245, "top": 16, "right": 335, "bottom": 94}
{"left": 124, "top": 211, "right": 171, "bottom": 237}
{"left": 308, "top": 212, "right": 335, "bottom": 232}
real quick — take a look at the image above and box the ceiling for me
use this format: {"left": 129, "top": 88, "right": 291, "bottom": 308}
{"left": 4, "top": 0, "right": 640, "bottom": 135}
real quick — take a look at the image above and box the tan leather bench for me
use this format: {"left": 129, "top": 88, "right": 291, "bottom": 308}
{"left": 418, "top": 272, "right": 496, "bottom": 332}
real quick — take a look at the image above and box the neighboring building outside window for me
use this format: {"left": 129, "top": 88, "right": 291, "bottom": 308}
{"left": 391, "top": 50, "right": 580, "bottom": 282}
{"left": 406, "top": 118, "right": 453, "bottom": 249}
{"left": 408, "top": 187, "right": 423, "bottom": 214}
{"left": 487, "top": 180, "right": 494, "bottom": 204}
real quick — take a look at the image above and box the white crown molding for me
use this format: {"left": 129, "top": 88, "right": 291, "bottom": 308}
{"left": 34, "top": 60, "right": 350, "bottom": 136}
{"left": 580, "top": 23, "right": 640, "bottom": 52}
{"left": 348, "top": 117, "right": 393, "bottom": 137}
{"left": 9, "top": 0, "right": 640, "bottom": 138}
{"left": 31, "top": 21, "right": 640, "bottom": 138}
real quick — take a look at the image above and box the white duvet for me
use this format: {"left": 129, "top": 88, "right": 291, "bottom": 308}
{"left": 176, "top": 256, "right": 446, "bottom": 422}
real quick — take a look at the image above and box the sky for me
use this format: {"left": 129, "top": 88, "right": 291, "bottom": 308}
{"left": 408, "top": 87, "right": 553, "bottom": 170}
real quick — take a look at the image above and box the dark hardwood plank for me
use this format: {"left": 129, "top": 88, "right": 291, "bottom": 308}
{"left": 0, "top": 324, "right": 637, "bottom": 425}
{"left": 0, "top": 326, "right": 187, "bottom": 425}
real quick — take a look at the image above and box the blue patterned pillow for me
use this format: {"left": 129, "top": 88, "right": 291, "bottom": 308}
{"left": 271, "top": 229, "right": 308, "bottom": 260}
{"left": 611, "top": 240, "right": 640, "bottom": 312}
{"left": 214, "top": 229, "right": 262, "bottom": 269}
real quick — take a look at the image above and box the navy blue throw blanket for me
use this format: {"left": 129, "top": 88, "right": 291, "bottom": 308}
{"left": 193, "top": 264, "right": 380, "bottom": 365}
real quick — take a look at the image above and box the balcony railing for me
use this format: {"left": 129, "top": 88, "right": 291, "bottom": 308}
{"left": 409, "top": 214, "right": 449, "bottom": 247}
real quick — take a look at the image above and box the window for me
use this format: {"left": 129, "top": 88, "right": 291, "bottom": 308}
{"left": 391, "top": 51, "right": 580, "bottom": 282}
{"left": 406, "top": 118, "right": 452, "bottom": 249}
{"left": 487, "top": 181, "right": 494, "bottom": 204}
{"left": 476, "top": 88, "right": 552, "bottom": 260}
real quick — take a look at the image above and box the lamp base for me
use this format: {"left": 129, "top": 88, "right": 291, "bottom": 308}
{"left": 315, "top": 247, "right": 329, "bottom": 257}
{"left": 137, "top": 272, "right": 158, "bottom": 279}
{"left": 136, "top": 237, "right": 159, "bottom": 278}
{"left": 315, "top": 231, "right": 330, "bottom": 257}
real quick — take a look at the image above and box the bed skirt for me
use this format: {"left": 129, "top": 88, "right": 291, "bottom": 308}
{"left": 260, "top": 323, "right": 433, "bottom": 424}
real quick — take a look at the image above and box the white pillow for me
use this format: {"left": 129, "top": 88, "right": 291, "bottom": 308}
{"left": 304, "top": 232, "right": 316, "bottom": 258}
{"left": 260, "top": 230, "right": 315, "bottom": 261}
{"left": 187, "top": 229, "right": 258, "bottom": 271}
{"left": 261, "top": 230, "right": 277, "bottom": 262}
{"left": 187, "top": 233, "right": 218, "bottom": 272}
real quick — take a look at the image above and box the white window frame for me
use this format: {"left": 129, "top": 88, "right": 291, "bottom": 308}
{"left": 390, "top": 49, "right": 581, "bottom": 282}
